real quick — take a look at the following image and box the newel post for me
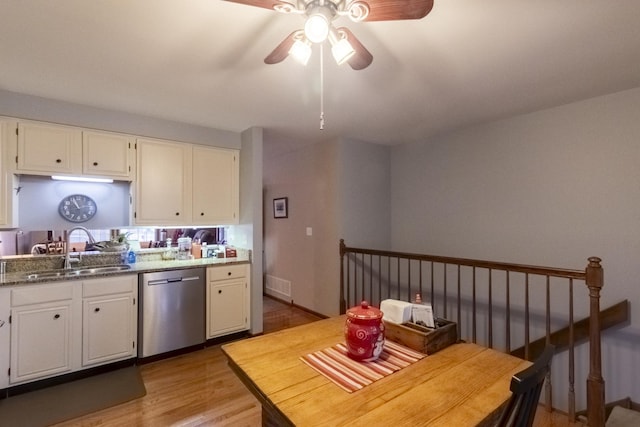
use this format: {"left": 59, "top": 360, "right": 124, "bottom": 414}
{"left": 585, "top": 257, "right": 605, "bottom": 427}
{"left": 339, "top": 239, "right": 346, "bottom": 314}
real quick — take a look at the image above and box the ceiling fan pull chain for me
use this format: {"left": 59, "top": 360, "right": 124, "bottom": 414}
{"left": 320, "top": 43, "right": 325, "bottom": 130}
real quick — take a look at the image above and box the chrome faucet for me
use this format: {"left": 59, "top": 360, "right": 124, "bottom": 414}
{"left": 64, "top": 226, "right": 97, "bottom": 269}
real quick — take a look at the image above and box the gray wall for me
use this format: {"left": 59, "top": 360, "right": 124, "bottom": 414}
{"left": 338, "top": 138, "right": 391, "bottom": 249}
{"left": 390, "top": 87, "right": 640, "bottom": 406}
{"left": 263, "top": 137, "right": 391, "bottom": 316}
{"left": 264, "top": 139, "right": 340, "bottom": 315}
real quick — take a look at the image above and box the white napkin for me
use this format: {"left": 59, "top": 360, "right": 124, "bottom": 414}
{"left": 380, "top": 299, "right": 413, "bottom": 324}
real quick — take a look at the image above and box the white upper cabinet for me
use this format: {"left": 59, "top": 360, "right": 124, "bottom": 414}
{"left": 192, "top": 146, "right": 239, "bottom": 225}
{"left": 82, "top": 130, "right": 134, "bottom": 180}
{"left": 134, "top": 139, "right": 239, "bottom": 226}
{"left": 16, "top": 120, "right": 82, "bottom": 175}
{"left": 12, "top": 120, "right": 134, "bottom": 181}
{"left": 0, "top": 118, "right": 18, "bottom": 228}
{"left": 134, "top": 137, "right": 192, "bottom": 225}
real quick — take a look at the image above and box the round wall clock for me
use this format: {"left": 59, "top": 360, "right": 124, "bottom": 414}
{"left": 58, "top": 194, "right": 97, "bottom": 223}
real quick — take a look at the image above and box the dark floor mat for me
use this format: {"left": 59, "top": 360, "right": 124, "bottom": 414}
{"left": 0, "top": 366, "right": 146, "bottom": 427}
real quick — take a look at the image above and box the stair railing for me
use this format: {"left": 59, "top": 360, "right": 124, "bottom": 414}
{"left": 339, "top": 239, "right": 606, "bottom": 426}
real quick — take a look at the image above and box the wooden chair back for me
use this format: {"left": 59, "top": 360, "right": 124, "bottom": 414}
{"left": 496, "top": 345, "right": 555, "bottom": 427}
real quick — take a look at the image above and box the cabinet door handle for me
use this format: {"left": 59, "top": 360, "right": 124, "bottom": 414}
{"left": 93, "top": 161, "right": 98, "bottom": 166}
{"left": 54, "top": 314, "right": 61, "bottom": 319}
{"left": 175, "top": 212, "right": 180, "bottom": 216}
{"left": 227, "top": 272, "right": 232, "bottom": 276}
{"left": 200, "top": 212, "right": 204, "bottom": 216}
{"left": 55, "top": 159, "right": 62, "bottom": 163}
{"left": 94, "top": 307, "right": 100, "bottom": 312}
{"left": 0, "top": 320, "right": 4, "bottom": 328}
{"left": 218, "top": 290, "right": 222, "bottom": 294}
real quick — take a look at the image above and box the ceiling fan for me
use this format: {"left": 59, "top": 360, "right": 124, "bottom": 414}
{"left": 225, "top": 0, "right": 435, "bottom": 70}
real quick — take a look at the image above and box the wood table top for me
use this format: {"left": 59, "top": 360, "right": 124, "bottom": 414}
{"left": 222, "top": 316, "right": 531, "bottom": 427}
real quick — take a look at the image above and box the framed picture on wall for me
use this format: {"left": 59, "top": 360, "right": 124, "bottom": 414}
{"left": 273, "top": 197, "right": 288, "bottom": 219}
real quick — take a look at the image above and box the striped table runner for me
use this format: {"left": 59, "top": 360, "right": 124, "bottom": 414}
{"left": 300, "top": 340, "right": 426, "bottom": 393}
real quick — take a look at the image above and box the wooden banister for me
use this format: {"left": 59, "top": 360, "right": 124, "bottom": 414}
{"left": 510, "top": 300, "right": 629, "bottom": 361}
{"left": 586, "top": 257, "right": 605, "bottom": 427}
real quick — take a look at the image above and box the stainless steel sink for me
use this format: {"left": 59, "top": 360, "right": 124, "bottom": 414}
{"left": 73, "top": 265, "right": 133, "bottom": 275}
{"left": 25, "top": 265, "right": 132, "bottom": 280}
{"left": 24, "top": 270, "right": 68, "bottom": 280}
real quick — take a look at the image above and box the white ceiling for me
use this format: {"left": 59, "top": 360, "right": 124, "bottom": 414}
{"left": 1, "top": 1, "right": 639, "bottom": 147}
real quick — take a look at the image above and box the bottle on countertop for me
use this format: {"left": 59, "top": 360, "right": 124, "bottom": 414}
{"left": 162, "top": 238, "right": 176, "bottom": 260}
{"left": 201, "top": 242, "right": 209, "bottom": 258}
{"left": 127, "top": 250, "right": 136, "bottom": 264}
{"left": 192, "top": 240, "right": 202, "bottom": 259}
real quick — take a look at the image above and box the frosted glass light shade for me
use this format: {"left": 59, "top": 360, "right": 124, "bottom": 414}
{"left": 331, "top": 38, "right": 355, "bottom": 65}
{"left": 305, "top": 14, "right": 329, "bottom": 43}
{"left": 289, "top": 39, "right": 312, "bottom": 65}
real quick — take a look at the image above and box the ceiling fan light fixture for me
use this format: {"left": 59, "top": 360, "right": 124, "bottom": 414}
{"left": 289, "top": 38, "right": 312, "bottom": 65}
{"left": 328, "top": 28, "right": 355, "bottom": 65}
{"left": 304, "top": 8, "right": 331, "bottom": 43}
{"left": 331, "top": 38, "right": 355, "bottom": 65}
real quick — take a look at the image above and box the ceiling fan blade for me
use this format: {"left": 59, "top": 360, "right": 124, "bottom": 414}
{"left": 224, "top": 0, "right": 294, "bottom": 11}
{"left": 264, "top": 30, "right": 300, "bottom": 64}
{"left": 356, "top": 0, "right": 434, "bottom": 21}
{"left": 338, "top": 27, "right": 373, "bottom": 70}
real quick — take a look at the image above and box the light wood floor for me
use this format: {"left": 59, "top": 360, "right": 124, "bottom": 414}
{"left": 52, "top": 296, "right": 580, "bottom": 426}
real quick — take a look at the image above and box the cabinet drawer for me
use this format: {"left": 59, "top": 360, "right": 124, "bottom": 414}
{"left": 83, "top": 275, "right": 136, "bottom": 297}
{"left": 208, "top": 264, "right": 247, "bottom": 282}
{"left": 12, "top": 283, "right": 75, "bottom": 306}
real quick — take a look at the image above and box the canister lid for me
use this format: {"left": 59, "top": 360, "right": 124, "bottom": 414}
{"left": 346, "top": 301, "right": 383, "bottom": 320}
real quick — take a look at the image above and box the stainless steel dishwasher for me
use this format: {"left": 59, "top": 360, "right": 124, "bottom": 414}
{"left": 138, "top": 268, "right": 205, "bottom": 358}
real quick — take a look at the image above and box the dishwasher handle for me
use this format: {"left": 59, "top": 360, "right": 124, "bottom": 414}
{"left": 147, "top": 275, "right": 201, "bottom": 286}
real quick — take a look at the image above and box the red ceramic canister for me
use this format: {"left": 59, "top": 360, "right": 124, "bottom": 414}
{"left": 344, "top": 301, "right": 385, "bottom": 361}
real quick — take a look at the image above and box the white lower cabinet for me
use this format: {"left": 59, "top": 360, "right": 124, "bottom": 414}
{"left": 207, "top": 264, "right": 250, "bottom": 339}
{"left": 7, "top": 275, "right": 137, "bottom": 386}
{"left": 9, "top": 282, "right": 80, "bottom": 384}
{"left": 0, "top": 288, "right": 12, "bottom": 389}
{"left": 82, "top": 276, "right": 137, "bottom": 367}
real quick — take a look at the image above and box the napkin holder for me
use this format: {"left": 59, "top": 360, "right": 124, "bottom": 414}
{"left": 384, "top": 318, "right": 457, "bottom": 355}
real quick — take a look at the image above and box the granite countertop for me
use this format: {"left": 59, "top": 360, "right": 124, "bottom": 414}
{"left": 0, "top": 249, "right": 251, "bottom": 287}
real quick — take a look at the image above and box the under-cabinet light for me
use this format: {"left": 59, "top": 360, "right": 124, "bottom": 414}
{"left": 51, "top": 176, "right": 114, "bottom": 183}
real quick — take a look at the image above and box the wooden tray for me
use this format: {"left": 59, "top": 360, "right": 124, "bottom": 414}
{"left": 384, "top": 318, "right": 458, "bottom": 355}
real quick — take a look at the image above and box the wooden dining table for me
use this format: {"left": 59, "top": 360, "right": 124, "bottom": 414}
{"left": 221, "top": 316, "right": 531, "bottom": 427}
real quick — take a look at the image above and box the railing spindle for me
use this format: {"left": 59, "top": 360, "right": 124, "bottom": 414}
{"left": 369, "top": 254, "right": 380, "bottom": 304}
{"left": 443, "top": 263, "right": 448, "bottom": 319}
{"left": 408, "top": 258, "right": 412, "bottom": 302}
{"left": 545, "top": 275, "right": 552, "bottom": 410}
{"left": 430, "top": 261, "right": 434, "bottom": 306}
{"left": 525, "top": 273, "right": 530, "bottom": 361}
{"left": 506, "top": 271, "right": 511, "bottom": 351}
{"left": 488, "top": 268, "right": 493, "bottom": 348}
{"left": 457, "top": 265, "right": 461, "bottom": 341}
{"left": 569, "top": 278, "right": 576, "bottom": 422}
{"left": 472, "top": 266, "right": 477, "bottom": 343}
